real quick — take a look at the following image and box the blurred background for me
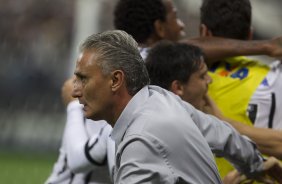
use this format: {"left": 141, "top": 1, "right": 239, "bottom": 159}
{"left": 0, "top": 0, "right": 281, "bottom": 183}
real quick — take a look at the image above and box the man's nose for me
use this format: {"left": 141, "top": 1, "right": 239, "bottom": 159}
{"left": 178, "top": 19, "right": 185, "bottom": 30}
{"left": 206, "top": 74, "right": 212, "bottom": 84}
{"left": 72, "top": 80, "right": 82, "bottom": 98}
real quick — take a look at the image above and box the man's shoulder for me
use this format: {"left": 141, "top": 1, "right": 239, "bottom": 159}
{"left": 125, "top": 103, "right": 194, "bottom": 141}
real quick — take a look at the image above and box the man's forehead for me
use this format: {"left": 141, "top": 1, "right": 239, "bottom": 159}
{"left": 74, "top": 61, "right": 83, "bottom": 76}
{"left": 77, "top": 52, "right": 85, "bottom": 63}
{"left": 77, "top": 49, "right": 100, "bottom": 66}
{"left": 74, "top": 52, "right": 92, "bottom": 74}
{"left": 194, "top": 57, "right": 206, "bottom": 71}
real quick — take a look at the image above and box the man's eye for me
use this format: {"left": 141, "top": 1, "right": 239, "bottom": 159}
{"left": 201, "top": 72, "right": 208, "bottom": 79}
{"left": 76, "top": 76, "right": 86, "bottom": 83}
{"left": 81, "top": 77, "right": 87, "bottom": 82}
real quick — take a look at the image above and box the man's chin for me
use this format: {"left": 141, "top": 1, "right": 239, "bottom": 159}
{"left": 195, "top": 101, "right": 205, "bottom": 111}
{"left": 83, "top": 111, "right": 93, "bottom": 119}
{"left": 83, "top": 110, "right": 105, "bottom": 121}
{"left": 86, "top": 113, "right": 104, "bottom": 122}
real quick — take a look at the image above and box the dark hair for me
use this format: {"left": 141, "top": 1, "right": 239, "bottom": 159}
{"left": 200, "top": 0, "right": 252, "bottom": 40}
{"left": 114, "top": 0, "right": 166, "bottom": 43}
{"left": 80, "top": 30, "right": 150, "bottom": 96}
{"left": 146, "top": 41, "right": 204, "bottom": 90}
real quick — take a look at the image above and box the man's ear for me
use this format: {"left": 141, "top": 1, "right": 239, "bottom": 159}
{"left": 199, "top": 24, "right": 213, "bottom": 37}
{"left": 154, "top": 19, "right": 166, "bottom": 39}
{"left": 111, "top": 70, "right": 124, "bottom": 92}
{"left": 170, "top": 80, "right": 184, "bottom": 96}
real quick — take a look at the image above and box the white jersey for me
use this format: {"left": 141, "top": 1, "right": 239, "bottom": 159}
{"left": 248, "top": 60, "right": 282, "bottom": 130}
{"left": 45, "top": 101, "right": 113, "bottom": 184}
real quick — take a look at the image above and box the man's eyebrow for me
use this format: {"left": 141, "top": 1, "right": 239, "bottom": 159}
{"left": 200, "top": 68, "right": 208, "bottom": 76}
{"left": 74, "top": 72, "right": 84, "bottom": 78}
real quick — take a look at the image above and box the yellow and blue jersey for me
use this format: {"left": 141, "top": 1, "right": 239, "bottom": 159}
{"left": 208, "top": 56, "right": 270, "bottom": 178}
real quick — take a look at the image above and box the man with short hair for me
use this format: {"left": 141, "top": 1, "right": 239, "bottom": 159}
{"left": 72, "top": 30, "right": 220, "bottom": 183}
{"left": 146, "top": 40, "right": 282, "bottom": 183}
{"left": 72, "top": 30, "right": 281, "bottom": 183}
{"left": 200, "top": 0, "right": 282, "bottom": 129}
{"left": 146, "top": 41, "right": 212, "bottom": 111}
{"left": 200, "top": 0, "right": 282, "bottom": 178}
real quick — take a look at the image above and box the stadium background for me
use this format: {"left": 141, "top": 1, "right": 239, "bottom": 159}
{"left": 0, "top": 0, "right": 281, "bottom": 183}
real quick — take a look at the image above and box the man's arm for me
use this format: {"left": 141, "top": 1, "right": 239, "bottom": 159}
{"left": 64, "top": 101, "right": 110, "bottom": 172}
{"left": 223, "top": 117, "right": 282, "bottom": 160}
{"left": 182, "top": 36, "right": 282, "bottom": 65}
{"left": 203, "top": 94, "right": 282, "bottom": 159}
{"left": 181, "top": 100, "right": 281, "bottom": 179}
{"left": 44, "top": 134, "right": 73, "bottom": 184}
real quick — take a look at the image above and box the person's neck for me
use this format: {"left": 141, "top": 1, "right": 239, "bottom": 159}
{"left": 108, "top": 91, "right": 133, "bottom": 127}
{"left": 139, "top": 37, "right": 162, "bottom": 48}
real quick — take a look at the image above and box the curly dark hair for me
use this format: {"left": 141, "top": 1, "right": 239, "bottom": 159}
{"left": 200, "top": 0, "right": 251, "bottom": 40}
{"left": 114, "top": 0, "right": 166, "bottom": 43}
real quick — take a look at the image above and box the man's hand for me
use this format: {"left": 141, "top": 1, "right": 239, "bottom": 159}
{"left": 223, "top": 170, "right": 247, "bottom": 184}
{"left": 202, "top": 94, "right": 224, "bottom": 119}
{"left": 61, "top": 77, "right": 76, "bottom": 107}
{"left": 261, "top": 156, "right": 282, "bottom": 184}
{"left": 223, "top": 157, "right": 282, "bottom": 184}
{"left": 246, "top": 156, "right": 282, "bottom": 184}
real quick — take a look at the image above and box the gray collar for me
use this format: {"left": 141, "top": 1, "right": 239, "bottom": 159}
{"left": 111, "top": 86, "right": 149, "bottom": 145}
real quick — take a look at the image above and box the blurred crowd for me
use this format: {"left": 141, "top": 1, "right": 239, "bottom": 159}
{"left": 0, "top": 0, "right": 74, "bottom": 112}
